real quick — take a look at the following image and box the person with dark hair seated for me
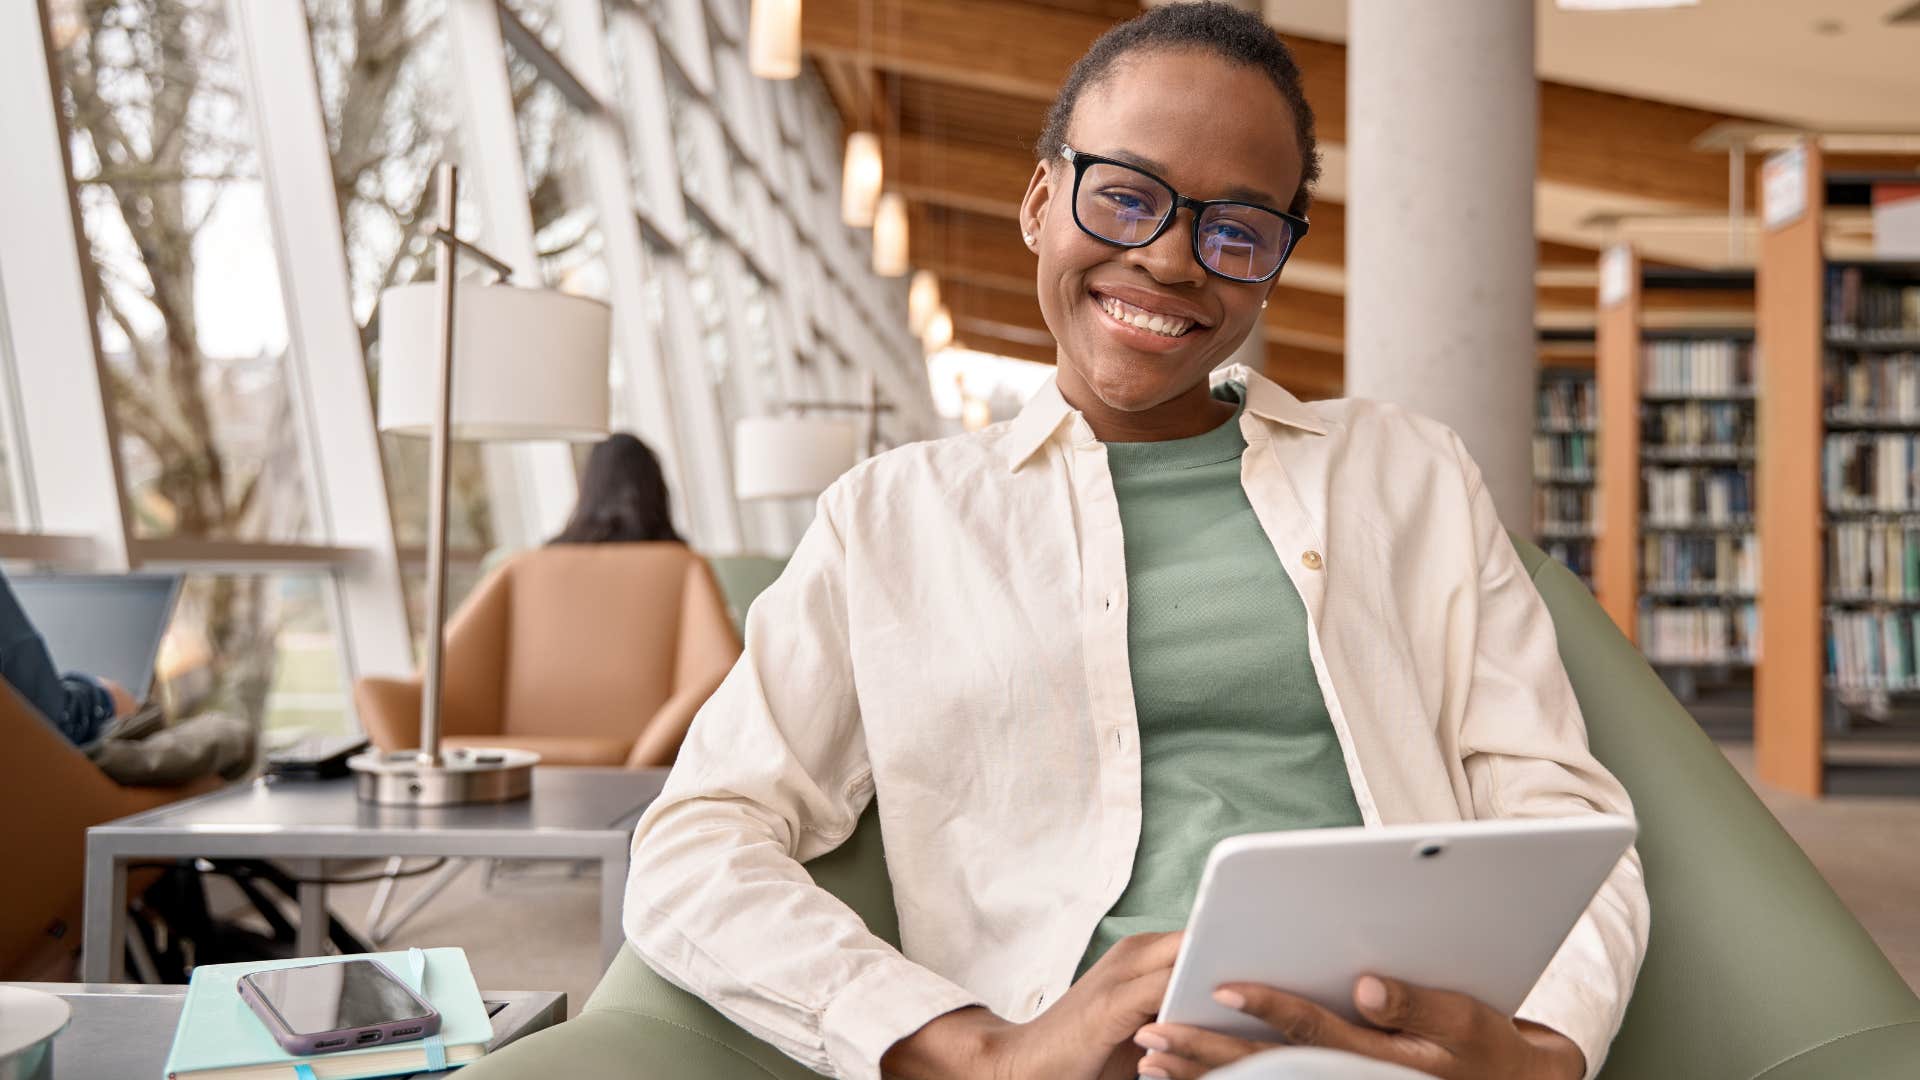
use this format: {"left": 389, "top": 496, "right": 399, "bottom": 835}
{"left": 619, "top": 5, "right": 1646, "bottom": 1080}
{"left": 550, "top": 432, "right": 683, "bottom": 546}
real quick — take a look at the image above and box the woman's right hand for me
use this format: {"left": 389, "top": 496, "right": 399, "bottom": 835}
{"left": 881, "top": 931, "right": 1183, "bottom": 1080}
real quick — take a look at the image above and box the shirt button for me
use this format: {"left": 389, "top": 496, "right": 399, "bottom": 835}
{"left": 1301, "top": 550, "right": 1324, "bottom": 571}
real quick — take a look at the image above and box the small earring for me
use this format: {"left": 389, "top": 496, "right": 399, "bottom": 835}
{"left": 1023, "top": 232, "right": 1035, "bottom": 246}
{"left": 1261, "top": 299, "right": 1269, "bottom": 310}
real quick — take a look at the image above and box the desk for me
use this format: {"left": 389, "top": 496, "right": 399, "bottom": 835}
{"left": 0, "top": 981, "right": 564, "bottom": 1078}
{"left": 83, "top": 767, "right": 668, "bottom": 982}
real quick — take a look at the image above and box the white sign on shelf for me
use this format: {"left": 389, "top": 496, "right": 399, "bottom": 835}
{"left": 1600, "top": 245, "right": 1632, "bottom": 308}
{"left": 1762, "top": 144, "right": 1809, "bottom": 231}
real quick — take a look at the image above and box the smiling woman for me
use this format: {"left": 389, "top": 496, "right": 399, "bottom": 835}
{"left": 612, "top": 6, "right": 1647, "bottom": 1080}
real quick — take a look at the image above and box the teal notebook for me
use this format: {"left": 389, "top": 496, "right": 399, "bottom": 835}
{"left": 163, "top": 948, "right": 491, "bottom": 1080}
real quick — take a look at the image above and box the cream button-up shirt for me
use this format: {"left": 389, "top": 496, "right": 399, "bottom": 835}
{"left": 623, "top": 366, "right": 1649, "bottom": 1080}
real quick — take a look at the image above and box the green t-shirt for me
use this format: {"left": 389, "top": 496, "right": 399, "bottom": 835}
{"left": 1078, "top": 385, "right": 1364, "bottom": 975}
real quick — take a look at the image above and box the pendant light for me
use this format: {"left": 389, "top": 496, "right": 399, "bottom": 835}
{"left": 921, "top": 305, "right": 954, "bottom": 353}
{"left": 747, "top": 0, "right": 802, "bottom": 79}
{"left": 871, "top": 193, "right": 910, "bottom": 277}
{"left": 841, "top": 132, "right": 884, "bottom": 227}
{"left": 908, "top": 270, "right": 941, "bottom": 334}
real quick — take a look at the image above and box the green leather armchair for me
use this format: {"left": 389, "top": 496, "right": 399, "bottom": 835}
{"left": 465, "top": 540, "right": 1920, "bottom": 1078}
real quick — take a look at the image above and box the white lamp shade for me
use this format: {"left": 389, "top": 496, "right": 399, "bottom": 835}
{"left": 841, "top": 132, "right": 884, "bottom": 228}
{"left": 747, "top": 0, "right": 801, "bottom": 78}
{"left": 377, "top": 281, "right": 610, "bottom": 440}
{"left": 734, "top": 416, "right": 860, "bottom": 499}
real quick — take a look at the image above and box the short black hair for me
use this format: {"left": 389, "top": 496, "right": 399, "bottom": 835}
{"left": 1035, "top": 1, "right": 1320, "bottom": 216}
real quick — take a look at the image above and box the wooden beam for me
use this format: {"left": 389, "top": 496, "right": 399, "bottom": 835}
{"left": 1266, "top": 341, "right": 1344, "bottom": 399}
{"left": 894, "top": 133, "right": 1036, "bottom": 219}
{"left": 1755, "top": 144, "right": 1827, "bottom": 798}
{"left": 945, "top": 280, "right": 1049, "bottom": 344}
{"left": 1264, "top": 285, "right": 1344, "bottom": 349}
{"left": 1593, "top": 248, "right": 1640, "bottom": 641}
{"left": 911, "top": 204, "right": 1034, "bottom": 293}
{"left": 802, "top": 0, "right": 1106, "bottom": 100}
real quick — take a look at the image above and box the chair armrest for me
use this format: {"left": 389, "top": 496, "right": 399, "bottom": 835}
{"left": 624, "top": 667, "right": 728, "bottom": 768}
{"left": 353, "top": 676, "right": 423, "bottom": 752}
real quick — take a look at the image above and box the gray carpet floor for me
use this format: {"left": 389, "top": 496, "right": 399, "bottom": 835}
{"left": 296, "top": 742, "right": 1920, "bottom": 1016}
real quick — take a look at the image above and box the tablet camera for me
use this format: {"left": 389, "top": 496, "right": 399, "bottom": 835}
{"left": 1416, "top": 842, "right": 1445, "bottom": 859}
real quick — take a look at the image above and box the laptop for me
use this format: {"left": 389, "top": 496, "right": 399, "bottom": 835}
{"left": 12, "top": 573, "right": 183, "bottom": 699}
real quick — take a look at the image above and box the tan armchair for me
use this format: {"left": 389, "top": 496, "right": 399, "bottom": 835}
{"left": 0, "top": 685, "right": 219, "bottom": 978}
{"left": 354, "top": 543, "right": 741, "bottom": 768}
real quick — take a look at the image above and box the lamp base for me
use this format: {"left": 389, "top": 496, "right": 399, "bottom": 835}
{"left": 347, "top": 746, "right": 540, "bottom": 807}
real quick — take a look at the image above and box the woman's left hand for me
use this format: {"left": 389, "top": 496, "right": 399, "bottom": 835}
{"left": 1131, "top": 975, "right": 1585, "bottom": 1080}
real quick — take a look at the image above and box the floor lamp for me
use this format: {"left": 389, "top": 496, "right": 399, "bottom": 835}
{"left": 349, "top": 164, "right": 610, "bottom": 807}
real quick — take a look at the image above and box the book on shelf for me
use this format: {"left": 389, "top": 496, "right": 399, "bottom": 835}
{"left": 1532, "top": 431, "right": 1596, "bottom": 477}
{"left": 1534, "top": 486, "right": 1597, "bottom": 537}
{"left": 1823, "top": 432, "right": 1920, "bottom": 512}
{"left": 1643, "top": 467, "right": 1753, "bottom": 527}
{"left": 1641, "top": 400, "right": 1752, "bottom": 451}
{"left": 1827, "top": 266, "right": 1920, "bottom": 340}
{"left": 1642, "top": 338, "right": 1754, "bottom": 397}
{"left": 1828, "top": 521, "right": 1920, "bottom": 602}
{"left": 1537, "top": 377, "right": 1597, "bottom": 430}
{"left": 1825, "top": 350, "right": 1920, "bottom": 423}
{"left": 1639, "top": 602, "right": 1759, "bottom": 665}
{"left": 1543, "top": 539, "right": 1594, "bottom": 586}
{"left": 1827, "top": 609, "right": 1920, "bottom": 693}
{"left": 1641, "top": 532, "right": 1760, "bottom": 596}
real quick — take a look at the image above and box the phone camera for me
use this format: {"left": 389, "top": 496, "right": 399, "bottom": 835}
{"left": 1417, "top": 843, "right": 1444, "bottom": 859}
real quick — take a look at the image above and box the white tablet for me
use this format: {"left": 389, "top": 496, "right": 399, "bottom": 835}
{"left": 1158, "top": 814, "right": 1636, "bottom": 1041}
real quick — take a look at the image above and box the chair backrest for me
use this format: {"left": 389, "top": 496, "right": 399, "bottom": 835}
{"left": 493, "top": 543, "right": 727, "bottom": 741}
{"left": 1514, "top": 540, "right": 1920, "bottom": 1077}
{"left": 705, "top": 555, "right": 789, "bottom": 638}
{"left": 789, "top": 539, "right": 1920, "bottom": 1078}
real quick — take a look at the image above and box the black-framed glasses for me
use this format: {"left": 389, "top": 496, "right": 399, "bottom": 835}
{"left": 1060, "top": 145, "right": 1308, "bottom": 284}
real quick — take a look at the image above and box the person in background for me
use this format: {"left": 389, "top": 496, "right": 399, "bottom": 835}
{"left": 477, "top": 433, "right": 683, "bottom": 579}
{"left": 0, "top": 569, "right": 137, "bottom": 746}
{"left": 549, "top": 433, "right": 684, "bottom": 546}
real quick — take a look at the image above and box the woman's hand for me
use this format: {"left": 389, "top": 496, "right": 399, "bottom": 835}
{"left": 882, "top": 931, "right": 1182, "bottom": 1080}
{"left": 1131, "top": 975, "right": 1585, "bottom": 1080}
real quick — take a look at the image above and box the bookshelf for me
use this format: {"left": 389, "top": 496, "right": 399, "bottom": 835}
{"left": 1755, "top": 142, "right": 1920, "bottom": 796}
{"left": 1534, "top": 360, "right": 1598, "bottom": 590}
{"left": 1595, "top": 248, "right": 1758, "bottom": 687}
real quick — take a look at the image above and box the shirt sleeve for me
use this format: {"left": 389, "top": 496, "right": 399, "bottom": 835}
{"left": 621, "top": 483, "right": 982, "bottom": 1080}
{"left": 1449, "top": 441, "right": 1652, "bottom": 1080}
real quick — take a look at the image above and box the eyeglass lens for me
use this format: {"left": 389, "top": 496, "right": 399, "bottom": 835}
{"left": 1074, "top": 160, "right": 1292, "bottom": 282}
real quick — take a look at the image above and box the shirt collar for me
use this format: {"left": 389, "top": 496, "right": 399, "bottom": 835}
{"left": 1002, "top": 363, "right": 1329, "bottom": 472}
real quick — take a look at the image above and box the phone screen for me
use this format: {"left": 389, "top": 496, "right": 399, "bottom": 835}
{"left": 246, "top": 960, "right": 433, "bottom": 1035}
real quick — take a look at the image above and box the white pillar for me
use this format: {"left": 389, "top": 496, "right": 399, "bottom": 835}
{"left": 1346, "top": 0, "right": 1537, "bottom": 530}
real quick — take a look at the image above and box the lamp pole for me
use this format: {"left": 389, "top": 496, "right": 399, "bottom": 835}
{"left": 418, "top": 162, "right": 460, "bottom": 767}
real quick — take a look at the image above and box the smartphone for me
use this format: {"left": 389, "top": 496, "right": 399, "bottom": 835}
{"left": 238, "top": 959, "right": 441, "bottom": 1056}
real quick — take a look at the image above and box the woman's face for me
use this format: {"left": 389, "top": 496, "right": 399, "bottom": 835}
{"left": 1022, "top": 49, "right": 1305, "bottom": 420}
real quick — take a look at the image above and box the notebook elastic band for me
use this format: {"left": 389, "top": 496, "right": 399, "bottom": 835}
{"left": 404, "top": 947, "right": 449, "bottom": 1071}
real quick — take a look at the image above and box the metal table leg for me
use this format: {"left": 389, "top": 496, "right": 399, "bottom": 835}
{"left": 296, "top": 859, "right": 329, "bottom": 958}
{"left": 81, "top": 839, "right": 127, "bottom": 983}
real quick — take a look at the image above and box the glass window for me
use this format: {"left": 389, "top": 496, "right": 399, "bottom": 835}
{"left": 303, "top": 0, "right": 495, "bottom": 553}
{"left": 156, "top": 571, "right": 349, "bottom": 736}
{"left": 56, "top": 0, "right": 315, "bottom": 543}
{"left": 0, "top": 281, "right": 22, "bottom": 529}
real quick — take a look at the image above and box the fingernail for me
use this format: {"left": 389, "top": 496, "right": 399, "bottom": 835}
{"left": 1356, "top": 976, "right": 1387, "bottom": 1011}
{"left": 1213, "top": 988, "right": 1247, "bottom": 1010}
{"left": 1133, "top": 1030, "right": 1170, "bottom": 1052}
{"left": 1139, "top": 1066, "right": 1171, "bottom": 1079}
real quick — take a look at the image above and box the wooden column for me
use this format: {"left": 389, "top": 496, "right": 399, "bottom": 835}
{"left": 1594, "top": 245, "right": 1642, "bottom": 640}
{"left": 1755, "top": 142, "right": 1826, "bottom": 797}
